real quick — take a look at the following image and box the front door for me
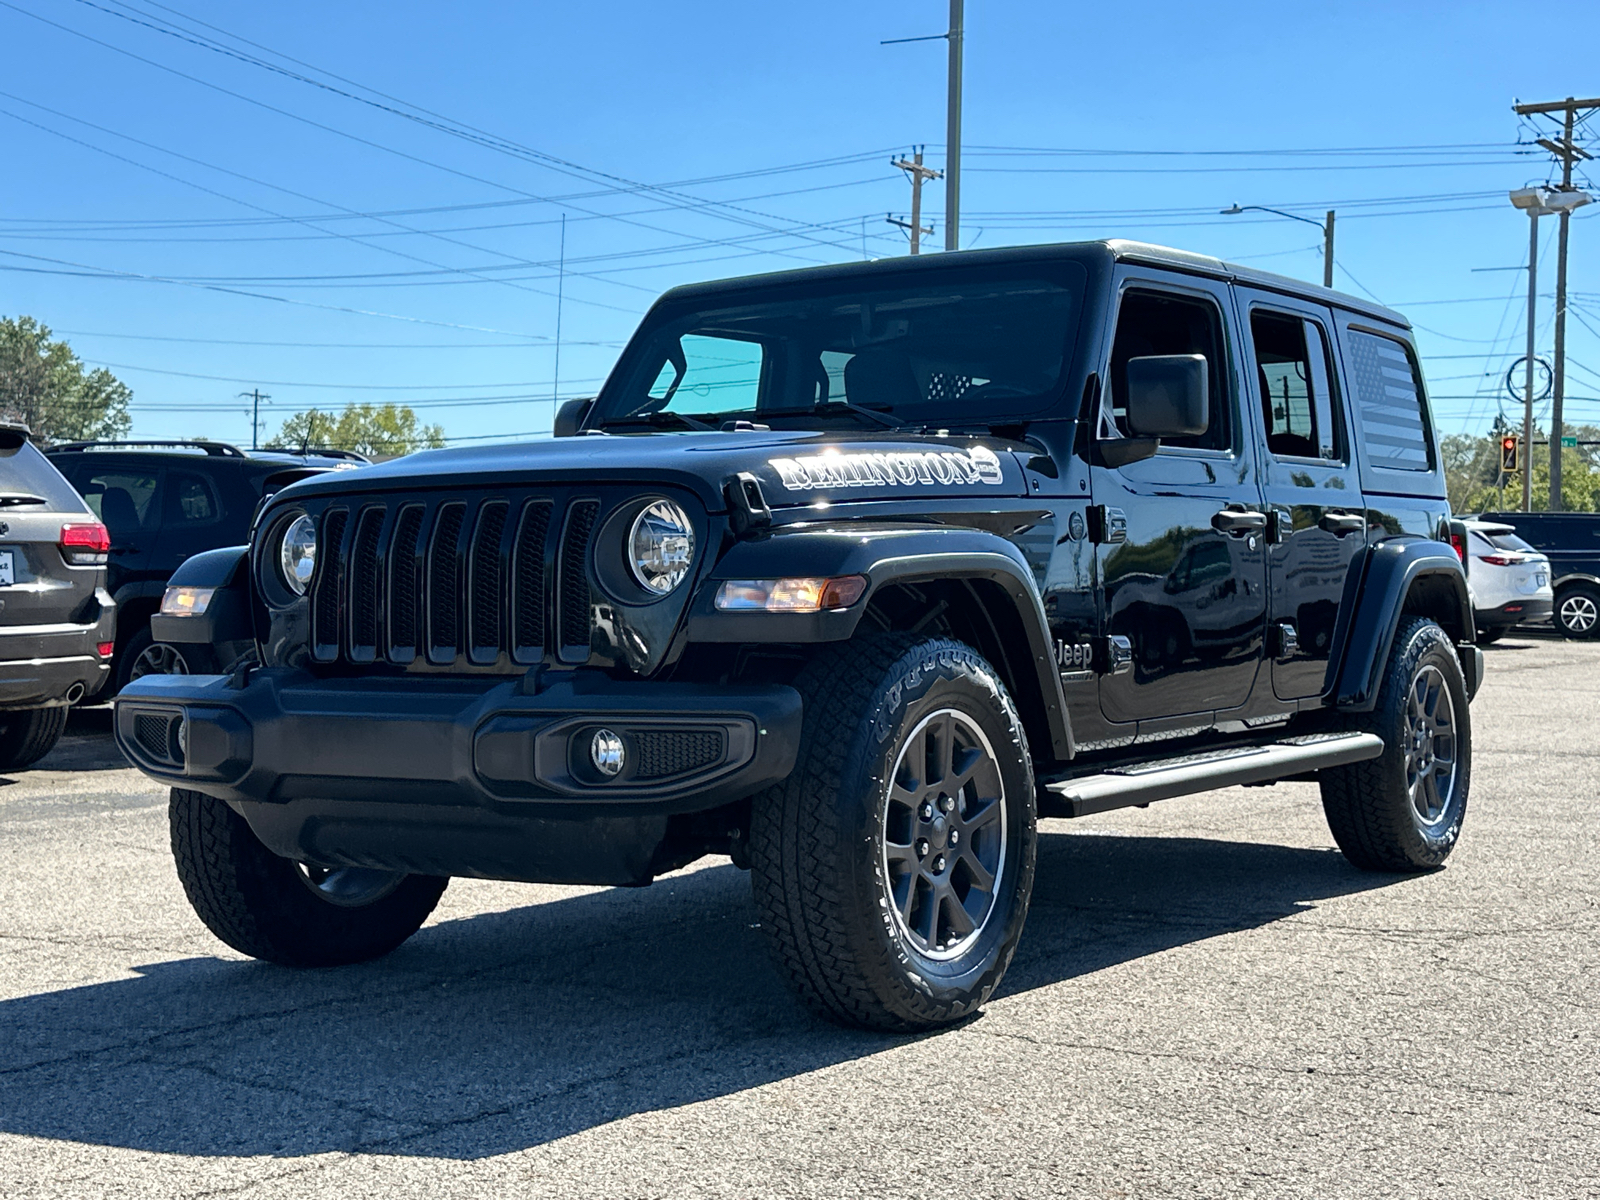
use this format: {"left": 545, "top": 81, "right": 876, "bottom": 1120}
{"left": 1235, "top": 290, "right": 1366, "bottom": 701}
{"left": 1093, "top": 273, "right": 1268, "bottom": 727}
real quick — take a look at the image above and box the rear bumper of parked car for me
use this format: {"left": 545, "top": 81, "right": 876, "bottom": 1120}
{"left": 112, "top": 668, "right": 802, "bottom": 885}
{"left": 0, "top": 606, "right": 116, "bottom": 709}
{"left": 1474, "top": 598, "right": 1553, "bottom": 630}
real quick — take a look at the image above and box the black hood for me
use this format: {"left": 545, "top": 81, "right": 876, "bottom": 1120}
{"left": 272, "top": 429, "right": 1032, "bottom": 511}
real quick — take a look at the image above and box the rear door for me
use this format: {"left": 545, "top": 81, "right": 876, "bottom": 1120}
{"left": 151, "top": 466, "right": 230, "bottom": 575}
{"left": 1235, "top": 289, "right": 1366, "bottom": 701}
{"left": 66, "top": 460, "right": 163, "bottom": 596}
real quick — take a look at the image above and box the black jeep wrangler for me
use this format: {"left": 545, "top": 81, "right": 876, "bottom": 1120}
{"left": 115, "top": 241, "right": 1481, "bottom": 1031}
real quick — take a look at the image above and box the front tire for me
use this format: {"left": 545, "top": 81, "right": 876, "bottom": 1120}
{"left": 169, "top": 787, "right": 448, "bottom": 966}
{"left": 0, "top": 706, "right": 68, "bottom": 771}
{"left": 1320, "top": 617, "right": 1471, "bottom": 871}
{"left": 749, "top": 635, "right": 1037, "bottom": 1031}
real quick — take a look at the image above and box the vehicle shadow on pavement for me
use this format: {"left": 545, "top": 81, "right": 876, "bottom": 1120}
{"left": 0, "top": 829, "right": 1404, "bottom": 1161}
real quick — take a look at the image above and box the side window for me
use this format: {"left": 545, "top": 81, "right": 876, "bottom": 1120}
{"left": 165, "top": 471, "right": 220, "bottom": 525}
{"left": 76, "top": 469, "right": 160, "bottom": 534}
{"left": 1106, "top": 289, "right": 1232, "bottom": 452}
{"left": 1345, "top": 329, "right": 1433, "bottom": 472}
{"left": 644, "top": 333, "right": 764, "bottom": 413}
{"left": 1250, "top": 310, "right": 1344, "bottom": 461}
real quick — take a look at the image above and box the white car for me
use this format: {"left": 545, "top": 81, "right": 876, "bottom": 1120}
{"left": 1464, "top": 519, "right": 1554, "bottom": 643}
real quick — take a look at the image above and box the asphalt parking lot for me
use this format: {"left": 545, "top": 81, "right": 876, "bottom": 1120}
{"left": 2, "top": 636, "right": 1597, "bottom": 1199}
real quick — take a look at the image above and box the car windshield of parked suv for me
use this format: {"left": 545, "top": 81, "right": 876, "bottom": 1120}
{"left": 594, "top": 262, "right": 1086, "bottom": 430}
{"left": 0, "top": 437, "right": 89, "bottom": 511}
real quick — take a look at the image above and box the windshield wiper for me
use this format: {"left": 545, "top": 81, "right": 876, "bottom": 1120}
{"left": 767, "top": 401, "right": 907, "bottom": 431}
{"left": 602, "top": 410, "right": 715, "bottom": 432}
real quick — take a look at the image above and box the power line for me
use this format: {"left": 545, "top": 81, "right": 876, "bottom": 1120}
{"left": 0, "top": 0, "right": 861, "bottom": 269}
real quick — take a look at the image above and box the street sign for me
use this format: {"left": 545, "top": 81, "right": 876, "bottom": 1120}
{"left": 1562, "top": 436, "right": 1578, "bottom": 447}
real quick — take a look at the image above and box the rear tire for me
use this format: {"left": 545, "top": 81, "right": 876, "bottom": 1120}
{"left": 1320, "top": 617, "right": 1471, "bottom": 872}
{"left": 749, "top": 635, "right": 1036, "bottom": 1031}
{"left": 0, "top": 707, "right": 68, "bottom": 771}
{"left": 169, "top": 787, "right": 448, "bottom": 966}
{"left": 1555, "top": 584, "right": 1600, "bottom": 639}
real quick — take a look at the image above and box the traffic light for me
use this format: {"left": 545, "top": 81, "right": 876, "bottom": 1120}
{"left": 1501, "top": 436, "right": 1518, "bottom": 473}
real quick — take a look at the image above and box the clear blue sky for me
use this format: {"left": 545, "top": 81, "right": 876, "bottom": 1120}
{"left": 1, "top": 0, "right": 1596, "bottom": 446}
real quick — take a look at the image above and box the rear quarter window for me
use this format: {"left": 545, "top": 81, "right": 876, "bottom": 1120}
{"left": 1, "top": 441, "right": 89, "bottom": 512}
{"left": 1345, "top": 329, "right": 1434, "bottom": 472}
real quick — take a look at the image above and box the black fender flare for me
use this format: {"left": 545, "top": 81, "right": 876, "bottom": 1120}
{"left": 686, "top": 523, "right": 1073, "bottom": 760}
{"left": 148, "top": 545, "right": 254, "bottom": 651}
{"left": 110, "top": 579, "right": 168, "bottom": 611}
{"left": 1327, "top": 537, "right": 1476, "bottom": 710}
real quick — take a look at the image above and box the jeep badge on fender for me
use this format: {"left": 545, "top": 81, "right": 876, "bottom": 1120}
{"left": 115, "top": 240, "right": 1480, "bottom": 1032}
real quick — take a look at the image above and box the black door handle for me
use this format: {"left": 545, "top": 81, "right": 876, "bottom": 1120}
{"left": 1319, "top": 511, "right": 1366, "bottom": 536}
{"left": 1212, "top": 508, "right": 1268, "bottom": 536}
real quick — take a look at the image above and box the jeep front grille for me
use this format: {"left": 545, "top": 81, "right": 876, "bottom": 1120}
{"left": 307, "top": 492, "right": 604, "bottom": 669}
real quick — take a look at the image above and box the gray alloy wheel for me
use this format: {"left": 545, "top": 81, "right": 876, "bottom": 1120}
{"left": 1558, "top": 590, "right": 1599, "bottom": 637}
{"left": 882, "top": 708, "right": 1007, "bottom": 961}
{"left": 130, "top": 641, "right": 190, "bottom": 682}
{"left": 1402, "top": 664, "right": 1459, "bottom": 831}
{"left": 295, "top": 863, "right": 407, "bottom": 908}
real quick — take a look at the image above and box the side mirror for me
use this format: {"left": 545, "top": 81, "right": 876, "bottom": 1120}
{"left": 1125, "top": 354, "right": 1208, "bottom": 439}
{"left": 553, "top": 397, "right": 593, "bottom": 438}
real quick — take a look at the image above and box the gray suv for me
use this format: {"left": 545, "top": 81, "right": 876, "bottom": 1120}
{"left": 0, "top": 424, "right": 116, "bottom": 769}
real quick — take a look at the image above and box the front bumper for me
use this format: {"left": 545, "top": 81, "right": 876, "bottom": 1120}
{"left": 113, "top": 668, "right": 801, "bottom": 884}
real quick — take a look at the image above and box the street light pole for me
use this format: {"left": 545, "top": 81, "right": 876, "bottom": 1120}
{"left": 945, "top": 0, "right": 963, "bottom": 251}
{"left": 1221, "top": 204, "right": 1336, "bottom": 287}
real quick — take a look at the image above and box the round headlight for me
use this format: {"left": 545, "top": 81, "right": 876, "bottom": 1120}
{"left": 278, "top": 514, "right": 318, "bottom": 595}
{"left": 628, "top": 500, "right": 694, "bottom": 595}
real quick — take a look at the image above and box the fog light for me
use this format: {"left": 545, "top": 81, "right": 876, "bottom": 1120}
{"left": 175, "top": 717, "right": 188, "bottom": 760}
{"left": 590, "top": 728, "right": 625, "bottom": 777}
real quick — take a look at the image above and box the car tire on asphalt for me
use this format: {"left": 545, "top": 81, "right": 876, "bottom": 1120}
{"left": 1555, "top": 584, "right": 1600, "bottom": 640}
{"left": 748, "top": 634, "right": 1036, "bottom": 1032}
{"left": 0, "top": 706, "right": 69, "bottom": 771}
{"left": 169, "top": 787, "right": 449, "bottom": 966}
{"left": 1320, "top": 616, "right": 1471, "bottom": 872}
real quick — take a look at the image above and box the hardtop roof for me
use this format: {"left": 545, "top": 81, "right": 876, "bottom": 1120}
{"left": 656, "top": 239, "right": 1410, "bottom": 330}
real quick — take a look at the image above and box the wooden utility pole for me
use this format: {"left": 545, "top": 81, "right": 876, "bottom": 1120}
{"left": 239, "top": 389, "right": 270, "bottom": 450}
{"left": 1512, "top": 95, "right": 1599, "bottom": 510}
{"left": 890, "top": 148, "right": 942, "bottom": 254}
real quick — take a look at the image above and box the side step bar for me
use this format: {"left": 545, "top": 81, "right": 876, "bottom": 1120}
{"left": 1043, "top": 732, "right": 1384, "bottom": 818}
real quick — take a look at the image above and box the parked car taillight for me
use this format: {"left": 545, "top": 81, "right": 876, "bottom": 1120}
{"left": 1450, "top": 531, "right": 1467, "bottom": 562}
{"left": 60, "top": 522, "right": 111, "bottom": 565}
{"left": 1478, "top": 554, "right": 1521, "bottom": 566}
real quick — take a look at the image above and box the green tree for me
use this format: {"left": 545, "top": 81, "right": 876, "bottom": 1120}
{"left": 0, "top": 316, "right": 132, "bottom": 443}
{"left": 272, "top": 402, "right": 446, "bottom": 458}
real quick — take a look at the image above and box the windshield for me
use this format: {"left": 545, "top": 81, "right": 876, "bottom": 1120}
{"left": 594, "top": 261, "right": 1086, "bottom": 430}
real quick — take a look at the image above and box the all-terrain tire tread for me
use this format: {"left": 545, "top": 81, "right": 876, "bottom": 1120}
{"left": 1320, "top": 617, "right": 1470, "bottom": 872}
{"left": 749, "top": 634, "right": 1032, "bottom": 1031}
{"left": 169, "top": 787, "right": 448, "bottom": 966}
